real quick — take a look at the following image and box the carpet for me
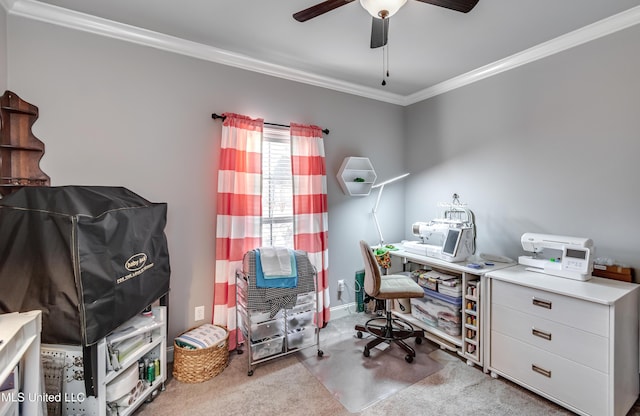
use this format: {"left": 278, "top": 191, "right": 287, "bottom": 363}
{"left": 299, "top": 335, "right": 443, "bottom": 413}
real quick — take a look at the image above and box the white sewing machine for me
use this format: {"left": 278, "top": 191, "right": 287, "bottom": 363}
{"left": 403, "top": 221, "right": 475, "bottom": 263}
{"left": 518, "top": 232, "right": 594, "bottom": 281}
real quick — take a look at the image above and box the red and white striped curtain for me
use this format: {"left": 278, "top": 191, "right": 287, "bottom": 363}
{"left": 213, "top": 113, "right": 263, "bottom": 349}
{"left": 290, "top": 123, "right": 330, "bottom": 327}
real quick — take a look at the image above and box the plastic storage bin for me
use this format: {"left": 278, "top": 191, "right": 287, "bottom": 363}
{"left": 411, "top": 288, "right": 462, "bottom": 335}
{"left": 286, "top": 327, "right": 315, "bottom": 349}
{"left": 251, "top": 336, "right": 284, "bottom": 360}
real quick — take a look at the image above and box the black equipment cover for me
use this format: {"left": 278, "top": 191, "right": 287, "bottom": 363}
{"left": 0, "top": 186, "right": 171, "bottom": 346}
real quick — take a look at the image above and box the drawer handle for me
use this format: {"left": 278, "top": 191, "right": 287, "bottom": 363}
{"left": 532, "top": 297, "right": 552, "bottom": 309}
{"left": 532, "top": 327, "right": 552, "bottom": 341}
{"left": 531, "top": 364, "right": 552, "bottom": 378}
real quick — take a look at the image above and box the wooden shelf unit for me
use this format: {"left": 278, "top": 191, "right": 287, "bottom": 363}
{"left": 0, "top": 91, "right": 50, "bottom": 197}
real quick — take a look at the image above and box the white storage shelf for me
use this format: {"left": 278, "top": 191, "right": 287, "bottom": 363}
{"left": 0, "top": 310, "right": 43, "bottom": 416}
{"left": 41, "top": 305, "right": 167, "bottom": 416}
{"left": 337, "top": 157, "right": 377, "bottom": 196}
{"left": 388, "top": 248, "right": 513, "bottom": 368}
{"left": 99, "top": 306, "right": 167, "bottom": 416}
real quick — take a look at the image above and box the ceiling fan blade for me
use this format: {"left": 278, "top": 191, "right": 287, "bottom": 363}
{"left": 370, "top": 17, "right": 389, "bottom": 49}
{"left": 414, "top": 0, "right": 479, "bottom": 13}
{"left": 293, "top": 0, "right": 356, "bottom": 22}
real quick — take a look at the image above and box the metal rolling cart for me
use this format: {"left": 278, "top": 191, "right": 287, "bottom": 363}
{"left": 235, "top": 250, "right": 323, "bottom": 376}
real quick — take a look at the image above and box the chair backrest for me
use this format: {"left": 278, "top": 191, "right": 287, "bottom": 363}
{"left": 359, "top": 240, "right": 381, "bottom": 297}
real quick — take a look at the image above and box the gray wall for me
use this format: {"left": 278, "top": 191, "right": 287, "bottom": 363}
{"left": 404, "top": 24, "right": 640, "bottom": 269}
{"left": 6, "top": 16, "right": 405, "bottom": 341}
{"left": 0, "top": 6, "right": 7, "bottom": 92}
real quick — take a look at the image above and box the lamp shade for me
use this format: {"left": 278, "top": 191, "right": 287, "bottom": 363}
{"left": 360, "top": 0, "right": 407, "bottom": 18}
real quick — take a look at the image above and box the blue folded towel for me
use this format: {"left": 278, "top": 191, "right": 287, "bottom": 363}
{"left": 255, "top": 249, "right": 298, "bottom": 288}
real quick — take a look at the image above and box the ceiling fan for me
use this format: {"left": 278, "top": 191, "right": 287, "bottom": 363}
{"left": 293, "top": 0, "right": 479, "bottom": 49}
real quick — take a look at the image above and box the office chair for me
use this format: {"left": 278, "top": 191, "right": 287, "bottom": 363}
{"left": 355, "top": 240, "right": 426, "bottom": 363}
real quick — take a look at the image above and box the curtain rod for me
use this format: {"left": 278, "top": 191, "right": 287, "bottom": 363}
{"left": 211, "top": 113, "right": 329, "bottom": 135}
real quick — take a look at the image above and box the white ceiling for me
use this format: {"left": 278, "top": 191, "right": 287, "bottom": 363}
{"left": 5, "top": 0, "right": 640, "bottom": 104}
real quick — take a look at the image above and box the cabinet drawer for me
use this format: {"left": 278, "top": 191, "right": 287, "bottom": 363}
{"left": 250, "top": 318, "right": 284, "bottom": 342}
{"left": 492, "top": 303, "right": 608, "bottom": 373}
{"left": 491, "top": 331, "right": 607, "bottom": 416}
{"left": 491, "top": 279, "right": 608, "bottom": 336}
{"left": 251, "top": 336, "right": 284, "bottom": 360}
{"left": 286, "top": 310, "right": 314, "bottom": 331}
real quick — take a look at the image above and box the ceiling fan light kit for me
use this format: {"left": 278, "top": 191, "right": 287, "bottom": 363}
{"left": 360, "top": 0, "right": 407, "bottom": 19}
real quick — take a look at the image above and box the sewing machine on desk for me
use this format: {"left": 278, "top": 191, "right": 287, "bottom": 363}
{"left": 403, "top": 223, "right": 475, "bottom": 263}
{"left": 402, "top": 194, "right": 477, "bottom": 263}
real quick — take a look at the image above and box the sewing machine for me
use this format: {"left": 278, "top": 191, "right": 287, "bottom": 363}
{"left": 403, "top": 221, "right": 475, "bottom": 262}
{"left": 518, "top": 232, "right": 594, "bottom": 281}
{"left": 403, "top": 194, "right": 476, "bottom": 263}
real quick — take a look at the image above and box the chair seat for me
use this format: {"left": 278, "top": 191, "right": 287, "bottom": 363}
{"left": 376, "top": 274, "right": 424, "bottom": 300}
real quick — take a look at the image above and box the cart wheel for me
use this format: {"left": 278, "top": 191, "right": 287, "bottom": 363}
{"left": 237, "top": 349, "right": 244, "bottom": 355}
{"left": 145, "top": 389, "right": 159, "bottom": 403}
{"left": 248, "top": 369, "right": 254, "bottom": 376}
{"left": 363, "top": 347, "right": 370, "bottom": 357}
{"left": 356, "top": 331, "right": 363, "bottom": 339}
{"left": 415, "top": 337, "right": 423, "bottom": 345}
{"left": 405, "top": 355, "right": 414, "bottom": 363}
{"left": 317, "top": 350, "right": 324, "bottom": 357}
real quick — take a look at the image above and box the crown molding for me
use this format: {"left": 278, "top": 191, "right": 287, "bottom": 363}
{"left": 6, "top": 0, "right": 407, "bottom": 105}
{"left": 0, "top": 0, "right": 14, "bottom": 11}
{"left": 403, "top": 5, "right": 640, "bottom": 106}
{"left": 5, "top": 1, "right": 640, "bottom": 106}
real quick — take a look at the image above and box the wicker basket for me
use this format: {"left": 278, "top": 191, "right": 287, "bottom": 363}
{"left": 173, "top": 325, "right": 229, "bottom": 383}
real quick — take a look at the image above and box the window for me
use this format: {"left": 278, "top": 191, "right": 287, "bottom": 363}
{"left": 261, "top": 126, "right": 294, "bottom": 247}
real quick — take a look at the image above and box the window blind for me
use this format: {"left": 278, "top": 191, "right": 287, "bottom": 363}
{"left": 262, "top": 126, "right": 294, "bottom": 248}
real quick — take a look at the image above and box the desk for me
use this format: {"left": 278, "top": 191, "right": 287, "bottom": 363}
{"left": 388, "top": 246, "right": 514, "bottom": 367}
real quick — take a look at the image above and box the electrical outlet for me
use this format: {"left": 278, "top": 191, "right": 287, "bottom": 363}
{"left": 195, "top": 305, "right": 205, "bottom": 321}
{"left": 337, "top": 279, "right": 345, "bottom": 301}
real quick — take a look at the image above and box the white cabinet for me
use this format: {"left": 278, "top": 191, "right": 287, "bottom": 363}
{"left": 0, "top": 311, "right": 44, "bottom": 416}
{"left": 41, "top": 306, "right": 166, "bottom": 416}
{"left": 336, "top": 157, "right": 377, "bottom": 196}
{"left": 485, "top": 266, "right": 639, "bottom": 416}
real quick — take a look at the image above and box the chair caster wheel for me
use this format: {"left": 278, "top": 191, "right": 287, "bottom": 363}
{"left": 415, "top": 337, "right": 423, "bottom": 345}
{"left": 356, "top": 331, "right": 363, "bottom": 339}
{"left": 405, "top": 355, "right": 414, "bottom": 363}
{"left": 363, "top": 347, "right": 370, "bottom": 357}
{"left": 248, "top": 370, "right": 254, "bottom": 376}
{"left": 318, "top": 350, "right": 324, "bottom": 357}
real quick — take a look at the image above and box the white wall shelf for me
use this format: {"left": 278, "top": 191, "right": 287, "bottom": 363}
{"left": 337, "top": 157, "right": 377, "bottom": 196}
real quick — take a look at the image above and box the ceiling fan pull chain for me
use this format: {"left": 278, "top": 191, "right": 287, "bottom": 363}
{"left": 381, "top": 44, "right": 386, "bottom": 85}
{"left": 386, "top": 42, "right": 390, "bottom": 78}
{"left": 381, "top": 44, "right": 390, "bottom": 86}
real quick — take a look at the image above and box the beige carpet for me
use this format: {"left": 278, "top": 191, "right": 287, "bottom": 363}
{"left": 133, "top": 313, "right": 640, "bottom": 415}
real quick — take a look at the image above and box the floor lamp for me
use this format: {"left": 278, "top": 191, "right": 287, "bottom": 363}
{"left": 371, "top": 173, "right": 410, "bottom": 248}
